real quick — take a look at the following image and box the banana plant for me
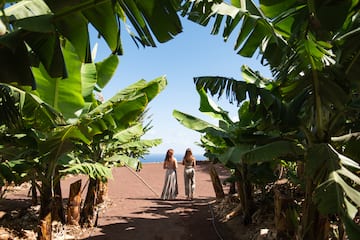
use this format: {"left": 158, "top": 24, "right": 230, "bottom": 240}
{"left": 45, "top": 75, "right": 166, "bottom": 235}
{"left": 0, "top": 36, "right": 166, "bottom": 237}
{"left": 73, "top": 76, "right": 165, "bottom": 227}
{"left": 0, "top": 0, "right": 183, "bottom": 87}
{"left": 0, "top": 76, "right": 166, "bottom": 238}
{"left": 31, "top": 39, "right": 165, "bottom": 228}
{"left": 192, "top": 69, "right": 360, "bottom": 238}
{"left": 35, "top": 82, "right": 159, "bottom": 238}
{"left": 174, "top": 84, "right": 300, "bottom": 224}
{"left": 177, "top": 62, "right": 360, "bottom": 238}
{"left": 180, "top": 0, "right": 360, "bottom": 238}
{"left": 0, "top": 83, "right": 92, "bottom": 239}
{"left": 66, "top": 121, "right": 162, "bottom": 227}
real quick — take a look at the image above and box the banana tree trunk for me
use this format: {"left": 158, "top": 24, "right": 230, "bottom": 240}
{"left": 96, "top": 180, "right": 108, "bottom": 205}
{"left": 80, "top": 177, "right": 97, "bottom": 227}
{"left": 52, "top": 177, "right": 65, "bottom": 223}
{"left": 235, "top": 166, "right": 255, "bottom": 225}
{"left": 38, "top": 181, "right": 52, "bottom": 240}
{"left": 31, "top": 178, "right": 38, "bottom": 205}
{"left": 67, "top": 180, "right": 82, "bottom": 225}
{"left": 209, "top": 163, "right": 225, "bottom": 199}
{"left": 229, "top": 181, "right": 236, "bottom": 195}
{"left": 274, "top": 180, "right": 296, "bottom": 239}
{"left": 302, "top": 179, "right": 329, "bottom": 240}
{"left": 94, "top": 180, "right": 108, "bottom": 226}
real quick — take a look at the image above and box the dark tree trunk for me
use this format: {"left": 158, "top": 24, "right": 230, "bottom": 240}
{"left": 38, "top": 182, "right": 52, "bottom": 240}
{"left": 301, "top": 179, "right": 329, "bottom": 240}
{"left": 229, "top": 181, "right": 236, "bottom": 195}
{"left": 209, "top": 163, "right": 225, "bottom": 199}
{"left": 80, "top": 177, "right": 98, "bottom": 227}
{"left": 296, "top": 161, "right": 304, "bottom": 180}
{"left": 67, "top": 180, "right": 82, "bottom": 225}
{"left": 31, "top": 178, "right": 38, "bottom": 205}
{"left": 235, "top": 166, "right": 255, "bottom": 225}
{"left": 52, "top": 177, "right": 65, "bottom": 223}
{"left": 274, "top": 180, "right": 296, "bottom": 239}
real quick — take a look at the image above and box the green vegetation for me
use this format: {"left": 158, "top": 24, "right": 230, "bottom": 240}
{"left": 176, "top": 0, "right": 360, "bottom": 239}
{"left": 1, "top": 0, "right": 360, "bottom": 239}
{"left": 0, "top": 0, "right": 179, "bottom": 239}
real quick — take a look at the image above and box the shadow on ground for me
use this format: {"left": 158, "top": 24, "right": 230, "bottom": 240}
{"left": 86, "top": 197, "right": 237, "bottom": 240}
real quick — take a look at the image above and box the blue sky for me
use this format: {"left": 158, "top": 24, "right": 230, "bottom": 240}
{"left": 98, "top": 19, "right": 271, "bottom": 156}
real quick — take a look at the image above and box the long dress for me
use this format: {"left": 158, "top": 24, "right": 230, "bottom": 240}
{"left": 161, "top": 167, "right": 178, "bottom": 200}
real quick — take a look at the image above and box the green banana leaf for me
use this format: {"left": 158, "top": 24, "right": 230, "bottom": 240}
{"left": 95, "top": 55, "right": 120, "bottom": 89}
{"left": 114, "top": 76, "right": 167, "bottom": 103}
{"left": 70, "top": 77, "right": 166, "bottom": 176}
{"left": 173, "top": 110, "right": 227, "bottom": 137}
{"left": 309, "top": 144, "right": 360, "bottom": 239}
{"left": 33, "top": 43, "right": 85, "bottom": 119}
{"left": 81, "top": 54, "right": 119, "bottom": 98}
{"left": 105, "top": 155, "right": 139, "bottom": 170}
{"left": 0, "top": 0, "right": 183, "bottom": 86}
{"left": 118, "top": 139, "right": 162, "bottom": 152}
{"left": 197, "top": 88, "right": 233, "bottom": 123}
{"left": 0, "top": 83, "right": 65, "bottom": 129}
{"left": 242, "top": 140, "right": 304, "bottom": 164}
{"left": 61, "top": 161, "right": 113, "bottom": 180}
{"left": 34, "top": 42, "right": 119, "bottom": 119}
{"left": 193, "top": 66, "right": 274, "bottom": 111}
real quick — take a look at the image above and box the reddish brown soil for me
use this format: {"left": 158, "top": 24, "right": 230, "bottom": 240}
{"left": 1, "top": 161, "right": 245, "bottom": 240}
{"left": 77, "top": 161, "right": 232, "bottom": 240}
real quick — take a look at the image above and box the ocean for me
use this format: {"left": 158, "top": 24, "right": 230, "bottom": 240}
{"left": 140, "top": 153, "right": 206, "bottom": 163}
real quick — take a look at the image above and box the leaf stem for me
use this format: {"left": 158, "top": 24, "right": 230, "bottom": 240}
{"left": 53, "top": 0, "right": 110, "bottom": 20}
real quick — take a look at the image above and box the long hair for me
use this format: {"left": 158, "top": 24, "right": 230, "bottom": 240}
{"left": 183, "top": 148, "right": 194, "bottom": 162}
{"left": 165, "top": 148, "right": 174, "bottom": 162}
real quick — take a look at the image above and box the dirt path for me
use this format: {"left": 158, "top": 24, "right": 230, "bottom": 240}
{"left": 60, "top": 161, "right": 231, "bottom": 240}
{"left": 0, "top": 161, "right": 278, "bottom": 240}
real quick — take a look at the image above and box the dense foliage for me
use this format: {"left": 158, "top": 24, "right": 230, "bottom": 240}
{"left": 0, "top": 0, "right": 180, "bottom": 239}
{"left": 176, "top": 0, "right": 360, "bottom": 239}
{"left": 1, "top": 0, "right": 360, "bottom": 239}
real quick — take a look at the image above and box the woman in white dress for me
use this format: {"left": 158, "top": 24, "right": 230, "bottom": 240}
{"left": 161, "top": 149, "right": 178, "bottom": 200}
{"left": 182, "top": 148, "right": 196, "bottom": 200}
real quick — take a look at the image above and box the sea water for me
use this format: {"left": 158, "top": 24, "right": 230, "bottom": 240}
{"left": 140, "top": 153, "right": 206, "bottom": 163}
